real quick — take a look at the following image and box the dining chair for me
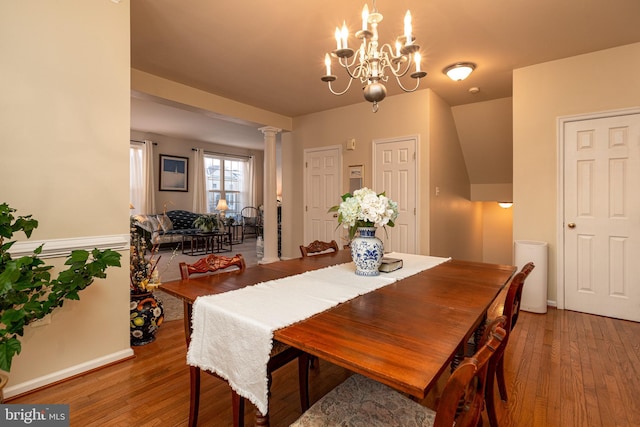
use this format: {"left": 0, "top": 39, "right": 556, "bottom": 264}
{"left": 179, "top": 254, "right": 309, "bottom": 427}
{"left": 298, "top": 239, "right": 340, "bottom": 369}
{"left": 240, "top": 206, "right": 262, "bottom": 240}
{"left": 485, "top": 261, "right": 535, "bottom": 427}
{"left": 290, "top": 319, "right": 507, "bottom": 427}
{"left": 299, "top": 240, "right": 339, "bottom": 257}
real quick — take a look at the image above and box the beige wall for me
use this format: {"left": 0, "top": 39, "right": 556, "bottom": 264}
{"left": 130, "top": 130, "right": 265, "bottom": 213}
{"left": 513, "top": 42, "right": 640, "bottom": 303}
{"left": 282, "top": 89, "right": 483, "bottom": 261}
{"left": 482, "top": 202, "right": 514, "bottom": 265}
{"left": 428, "top": 92, "right": 482, "bottom": 261}
{"left": 284, "top": 90, "right": 429, "bottom": 258}
{"left": 0, "top": 1, "right": 131, "bottom": 392}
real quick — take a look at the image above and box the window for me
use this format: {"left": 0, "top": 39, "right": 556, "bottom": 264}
{"left": 204, "top": 154, "right": 253, "bottom": 218}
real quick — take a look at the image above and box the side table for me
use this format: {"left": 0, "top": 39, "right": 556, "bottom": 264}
{"left": 210, "top": 230, "right": 233, "bottom": 253}
{"left": 182, "top": 233, "right": 213, "bottom": 256}
{"left": 229, "top": 224, "right": 243, "bottom": 244}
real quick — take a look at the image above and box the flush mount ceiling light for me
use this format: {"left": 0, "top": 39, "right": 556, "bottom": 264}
{"left": 443, "top": 62, "right": 476, "bottom": 81}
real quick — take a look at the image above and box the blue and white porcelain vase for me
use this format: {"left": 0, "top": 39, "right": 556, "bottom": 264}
{"left": 350, "top": 227, "right": 383, "bottom": 276}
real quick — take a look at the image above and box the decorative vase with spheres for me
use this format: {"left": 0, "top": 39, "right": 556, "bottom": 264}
{"left": 329, "top": 187, "right": 398, "bottom": 276}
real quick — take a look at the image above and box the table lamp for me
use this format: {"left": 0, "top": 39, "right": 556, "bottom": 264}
{"left": 216, "top": 199, "right": 229, "bottom": 219}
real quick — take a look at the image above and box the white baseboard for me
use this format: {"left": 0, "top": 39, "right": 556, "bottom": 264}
{"left": 4, "top": 348, "right": 134, "bottom": 400}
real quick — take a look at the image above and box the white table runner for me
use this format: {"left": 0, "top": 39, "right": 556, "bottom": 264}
{"left": 186, "top": 253, "right": 450, "bottom": 415}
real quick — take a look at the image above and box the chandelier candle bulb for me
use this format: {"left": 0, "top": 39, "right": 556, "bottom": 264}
{"left": 335, "top": 27, "right": 341, "bottom": 49}
{"left": 362, "top": 4, "right": 369, "bottom": 31}
{"left": 341, "top": 22, "right": 349, "bottom": 49}
{"left": 415, "top": 52, "right": 422, "bottom": 72}
{"left": 404, "top": 11, "right": 412, "bottom": 45}
{"left": 325, "top": 53, "right": 332, "bottom": 75}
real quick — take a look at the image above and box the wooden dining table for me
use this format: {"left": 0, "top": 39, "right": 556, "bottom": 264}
{"left": 160, "top": 250, "right": 516, "bottom": 427}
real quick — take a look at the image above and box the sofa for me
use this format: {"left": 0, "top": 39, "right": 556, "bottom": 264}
{"left": 132, "top": 210, "right": 202, "bottom": 246}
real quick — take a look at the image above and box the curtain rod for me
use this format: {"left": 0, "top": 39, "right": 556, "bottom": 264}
{"left": 130, "top": 139, "right": 157, "bottom": 145}
{"left": 192, "top": 148, "right": 252, "bottom": 160}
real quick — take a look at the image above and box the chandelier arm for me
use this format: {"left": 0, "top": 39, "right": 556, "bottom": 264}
{"left": 338, "top": 50, "right": 369, "bottom": 81}
{"left": 393, "top": 74, "right": 422, "bottom": 93}
{"left": 342, "top": 63, "right": 360, "bottom": 81}
{"left": 326, "top": 77, "right": 356, "bottom": 96}
{"left": 390, "top": 60, "right": 413, "bottom": 78}
{"left": 338, "top": 54, "right": 360, "bottom": 73}
{"left": 379, "top": 43, "right": 414, "bottom": 78}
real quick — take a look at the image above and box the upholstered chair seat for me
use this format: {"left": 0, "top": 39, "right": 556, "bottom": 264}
{"left": 291, "top": 373, "right": 436, "bottom": 427}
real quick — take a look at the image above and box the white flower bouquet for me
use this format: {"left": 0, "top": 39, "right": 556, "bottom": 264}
{"left": 329, "top": 187, "right": 399, "bottom": 240}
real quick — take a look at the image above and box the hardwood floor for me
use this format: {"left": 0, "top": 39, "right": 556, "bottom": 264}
{"left": 8, "top": 308, "right": 640, "bottom": 427}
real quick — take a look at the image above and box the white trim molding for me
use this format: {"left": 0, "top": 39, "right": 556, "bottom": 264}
{"left": 3, "top": 348, "right": 134, "bottom": 400}
{"left": 8, "top": 234, "right": 129, "bottom": 259}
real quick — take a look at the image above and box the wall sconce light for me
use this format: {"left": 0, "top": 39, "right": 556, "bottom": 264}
{"left": 498, "top": 202, "right": 513, "bottom": 209}
{"left": 443, "top": 62, "right": 476, "bottom": 81}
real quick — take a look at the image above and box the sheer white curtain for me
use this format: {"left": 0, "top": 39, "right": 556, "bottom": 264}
{"left": 130, "top": 140, "right": 156, "bottom": 215}
{"left": 130, "top": 143, "right": 144, "bottom": 215}
{"left": 192, "top": 148, "right": 207, "bottom": 213}
{"left": 143, "top": 140, "right": 156, "bottom": 214}
{"left": 241, "top": 155, "right": 255, "bottom": 208}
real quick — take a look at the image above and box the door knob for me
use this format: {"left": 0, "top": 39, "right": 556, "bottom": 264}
{"left": 568, "top": 223, "right": 576, "bottom": 229}
{"left": 333, "top": 213, "right": 338, "bottom": 218}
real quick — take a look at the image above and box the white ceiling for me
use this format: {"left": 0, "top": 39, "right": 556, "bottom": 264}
{"left": 129, "top": 0, "right": 640, "bottom": 177}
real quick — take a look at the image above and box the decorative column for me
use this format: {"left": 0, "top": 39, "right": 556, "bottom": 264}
{"left": 259, "top": 126, "right": 281, "bottom": 264}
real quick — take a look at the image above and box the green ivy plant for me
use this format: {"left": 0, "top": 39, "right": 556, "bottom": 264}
{"left": 0, "top": 203, "right": 122, "bottom": 372}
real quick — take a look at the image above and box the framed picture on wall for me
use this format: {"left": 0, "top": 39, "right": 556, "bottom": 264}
{"left": 160, "top": 154, "right": 189, "bottom": 192}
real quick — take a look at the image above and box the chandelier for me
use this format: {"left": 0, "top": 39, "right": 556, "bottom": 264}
{"left": 321, "top": 1, "right": 427, "bottom": 112}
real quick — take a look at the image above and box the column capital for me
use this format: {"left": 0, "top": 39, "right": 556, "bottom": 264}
{"left": 259, "top": 126, "right": 282, "bottom": 136}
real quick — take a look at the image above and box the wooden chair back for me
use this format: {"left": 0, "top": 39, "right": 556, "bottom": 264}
{"left": 179, "top": 253, "right": 246, "bottom": 280}
{"left": 299, "top": 240, "right": 339, "bottom": 257}
{"left": 506, "top": 262, "right": 535, "bottom": 331}
{"left": 484, "top": 262, "right": 535, "bottom": 427}
{"left": 435, "top": 318, "right": 507, "bottom": 427}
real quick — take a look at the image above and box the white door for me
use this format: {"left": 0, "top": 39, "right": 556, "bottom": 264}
{"left": 563, "top": 112, "right": 640, "bottom": 322}
{"left": 304, "top": 146, "right": 342, "bottom": 246}
{"left": 373, "top": 136, "right": 418, "bottom": 254}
